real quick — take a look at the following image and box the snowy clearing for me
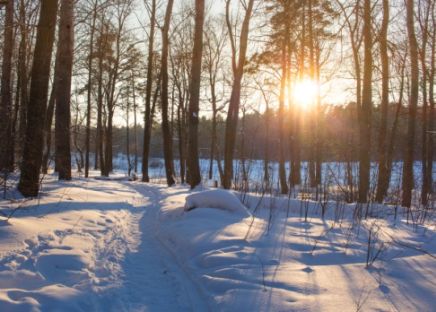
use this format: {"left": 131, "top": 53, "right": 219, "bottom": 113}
{"left": 0, "top": 173, "right": 435, "bottom": 311}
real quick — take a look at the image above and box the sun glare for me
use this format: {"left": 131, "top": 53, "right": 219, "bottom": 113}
{"left": 291, "top": 78, "right": 319, "bottom": 109}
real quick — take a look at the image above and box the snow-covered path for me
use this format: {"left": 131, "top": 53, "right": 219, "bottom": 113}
{"left": 93, "top": 183, "right": 200, "bottom": 311}
{"left": 0, "top": 176, "right": 205, "bottom": 311}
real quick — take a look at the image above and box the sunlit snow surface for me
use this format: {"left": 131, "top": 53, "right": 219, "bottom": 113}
{"left": 0, "top": 172, "right": 435, "bottom": 311}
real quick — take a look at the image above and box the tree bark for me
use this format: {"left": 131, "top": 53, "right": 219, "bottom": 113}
{"left": 54, "top": 0, "right": 74, "bottom": 181}
{"left": 278, "top": 43, "right": 289, "bottom": 195}
{"left": 419, "top": 0, "right": 432, "bottom": 205}
{"left": 42, "top": 84, "right": 56, "bottom": 174}
{"left": 17, "top": 0, "right": 28, "bottom": 162}
{"left": 222, "top": 0, "right": 255, "bottom": 189}
{"left": 160, "top": 0, "right": 176, "bottom": 186}
{"left": 402, "top": 0, "right": 419, "bottom": 208}
{"left": 358, "top": 0, "right": 373, "bottom": 203}
{"left": 142, "top": 0, "right": 157, "bottom": 182}
{"left": 85, "top": 1, "right": 98, "bottom": 178}
{"left": 187, "top": 0, "right": 205, "bottom": 189}
{"left": 18, "top": 0, "right": 58, "bottom": 197}
{"left": 96, "top": 23, "right": 105, "bottom": 174}
{"left": 425, "top": 8, "right": 436, "bottom": 204}
{"left": 375, "top": 0, "right": 390, "bottom": 203}
{"left": 0, "top": 0, "right": 14, "bottom": 172}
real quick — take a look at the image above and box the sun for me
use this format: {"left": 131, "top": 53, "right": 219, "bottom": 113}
{"left": 291, "top": 78, "right": 319, "bottom": 109}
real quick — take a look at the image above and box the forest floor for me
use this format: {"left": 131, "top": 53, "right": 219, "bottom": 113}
{"left": 0, "top": 172, "right": 435, "bottom": 311}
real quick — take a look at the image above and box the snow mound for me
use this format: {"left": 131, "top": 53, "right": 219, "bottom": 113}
{"left": 184, "top": 189, "right": 251, "bottom": 218}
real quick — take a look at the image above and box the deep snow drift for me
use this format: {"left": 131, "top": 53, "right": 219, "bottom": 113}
{"left": 0, "top": 173, "right": 435, "bottom": 311}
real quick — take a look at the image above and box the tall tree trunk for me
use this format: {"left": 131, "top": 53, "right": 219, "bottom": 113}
{"left": 85, "top": 1, "right": 98, "bottom": 178}
{"left": 104, "top": 111, "right": 113, "bottom": 176}
{"left": 385, "top": 56, "right": 406, "bottom": 198}
{"left": 142, "top": 0, "right": 156, "bottom": 182}
{"left": 402, "top": 0, "right": 419, "bottom": 208}
{"left": 18, "top": 0, "right": 58, "bottom": 197}
{"left": 222, "top": 0, "right": 255, "bottom": 189}
{"left": 425, "top": 9, "right": 436, "bottom": 204}
{"left": 419, "top": 0, "right": 432, "bottom": 205}
{"left": 126, "top": 95, "right": 131, "bottom": 176}
{"left": 17, "top": 0, "right": 28, "bottom": 162}
{"left": 315, "top": 41, "right": 323, "bottom": 187}
{"left": 96, "top": 24, "right": 105, "bottom": 174}
{"left": 177, "top": 103, "right": 186, "bottom": 184}
{"left": 187, "top": 0, "right": 205, "bottom": 189}
{"left": 132, "top": 76, "right": 138, "bottom": 174}
{"left": 54, "top": 0, "right": 74, "bottom": 181}
{"left": 160, "top": 0, "right": 176, "bottom": 186}
{"left": 308, "top": 0, "right": 317, "bottom": 188}
{"left": 208, "top": 87, "right": 217, "bottom": 180}
{"left": 0, "top": 0, "right": 14, "bottom": 172}
{"left": 278, "top": 43, "right": 289, "bottom": 194}
{"left": 358, "top": 0, "right": 373, "bottom": 203}
{"left": 290, "top": 4, "right": 304, "bottom": 188}
{"left": 42, "top": 84, "right": 56, "bottom": 174}
{"left": 375, "top": 0, "right": 390, "bottom": 203}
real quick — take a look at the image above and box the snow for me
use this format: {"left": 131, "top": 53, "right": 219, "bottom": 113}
{"left": 159, "top": 191, "right": 436, "bottom": 311}
{"left": 184, "top": 189, "right": 251, "bottom": 218}
{"left": 0, "top": 173, "right": 435, "bottom": 311}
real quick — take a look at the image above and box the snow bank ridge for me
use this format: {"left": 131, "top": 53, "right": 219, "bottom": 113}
{"left": 184, "top": 189, "right": 251, "bottom": 218}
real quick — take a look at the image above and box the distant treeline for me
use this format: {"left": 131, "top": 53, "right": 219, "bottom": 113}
{"left": 69, "top": 103, "right": 429, "bottom": 163}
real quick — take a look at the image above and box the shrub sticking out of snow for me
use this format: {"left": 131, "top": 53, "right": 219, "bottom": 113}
{"left": 184, "top": 189, "right": 251, "bottom": 218}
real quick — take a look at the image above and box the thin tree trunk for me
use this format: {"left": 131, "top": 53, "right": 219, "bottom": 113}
{"left": 177, "top": 104, "right": 186, "bottom": 183}
{"left": 85, "top": 1, "right": 98, "bottom": 178}
{"left": 142, "top": 0, "right": 157, "bottom": 182}
{"left": 358, "top": 0, "right": 373, "bottom": 203}
{"left": 384, "top": 56, "right": 407, "bottom": 199}
{"left": 315, "top": 41, "right": 323, "bottom": 187}
{"left": 187, "top": 0, "right": 205, "bottom": 189}
{"left": 17, "top": 0, "right": 28, "bottom": 162}
{"left": 419, "top": 0, "right": 432, "bottom": 205}
{"left": 308, "top": 0, "right": 317, "bottom": 188}
{"left": 208, "top": 95, "right": 217, "bottom": 180}
{"left": 0, "top": 0, "right": 14, "bottom": 172}
{"left": 375, "top": 0, "right": 390, "bottom": 203}
{"left": 402, "top": 0, "right": 419, "bottom": 208}
{"left": 278, "top": 43, "right": 289, "bottom": 194}
{"left": 222, "top": 0, "right": 255, "bottom": 189}
{"left": 42, "top": 84, "right": 56, "bottom": 174}
{"left": 290, "top": 4, "right": 304, "bottom": 188}
{"left": 160, "top": 0, "right": 176, "bottom": 186}
{"left": 126, "top": 95, "right": 131, "bottom": 176}
{"left": 96, "top": 24, "right": 105, "bottom": 174}
{"left": 104, "top": 112, "right": 113, "bottom": 177}
{"left": 132, "top": 76, "right": 138, "bottom": 174}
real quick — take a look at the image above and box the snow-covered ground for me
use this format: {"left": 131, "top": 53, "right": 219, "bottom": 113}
{"left": 0, "top": 172, "right": 435, "bottom": 311}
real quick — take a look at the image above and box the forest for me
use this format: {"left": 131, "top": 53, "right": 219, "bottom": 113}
{"left": 0, "top": 0, "right": 435, "bottom": 311}
{"left": 0, "top": 0, "right": 434, "bottom": 205}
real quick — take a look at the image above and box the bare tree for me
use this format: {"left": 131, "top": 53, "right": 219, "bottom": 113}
{"left": 160, "top": 0, "right": 176, "bottom": 186}
{"left": 204, "top": 18, "right": 226, "bottom": 182}
{"left": 402, "top": 0, "right": 419, "bottom": 208}
{"left": 0, "top": 0, "right": 14, "bottom": 172}
{"left": 142, "top": 0, "right": 157, "bottom": 182}
{"left": 222, "top": 0, "right": 255, "bottom": 189}
{"left": 187, "top": 0, "right": 205, "bottom": 188}
{"left": 375, "top": 0, "right": 390, "bottom": 202}
{"left": 85, "top": 0, "right": 99, "bottom": 178}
